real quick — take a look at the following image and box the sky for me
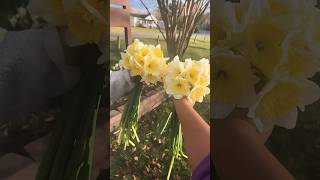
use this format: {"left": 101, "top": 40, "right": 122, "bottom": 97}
{"left": 129, "top": 0, "right": 210, "bottom": 13}
{"left": 130, "top": 0, "right": 158, "bottom": 11}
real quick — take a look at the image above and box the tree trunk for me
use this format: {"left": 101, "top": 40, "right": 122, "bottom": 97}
{"left": 156, "top": 0, "right": 209, "bottom": 59}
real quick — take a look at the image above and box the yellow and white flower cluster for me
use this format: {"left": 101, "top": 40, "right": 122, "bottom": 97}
{"left": 165, "top": 56, "right": 210, "bottom": 104}
{"left": 120, "top": 39, "right": 210, "bottom": 105}
{"left": 119, "top": 39, "right": 168, "bottom": 85}
{"left": 213, "top": 0, "right": 320, "bottom": 131}
{"left": 28, "top": 0, "right": 106, "bottom": 44}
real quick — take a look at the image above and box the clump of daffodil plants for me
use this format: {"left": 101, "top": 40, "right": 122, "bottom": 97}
{"left": 117, "top": 39, "right": 210, "bottom": 179}
{"left": 212, "top": 0, "right": 320, "bottom": 132}
{"left": 29, "top": 0, "right": 107, "bottom": 180}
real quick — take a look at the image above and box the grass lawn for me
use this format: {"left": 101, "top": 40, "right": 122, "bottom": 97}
{"left": 111, "top": 27, "right": 163, "bottom": 35}
{"left": 109, "top": 35, "right": 210, "bottom": 179}
{"left": 109, "top": 37, "right": 210, "bottom": 67}
{"left": 110, "top": 27, "right": 210, "bottom": 45}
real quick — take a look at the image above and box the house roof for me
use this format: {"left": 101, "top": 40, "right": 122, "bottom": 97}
{"left": 130, "top": 13, "right": 149, "bottom": 18}
{"left": 130, "top": 14, "right": 158, "bottom": 22}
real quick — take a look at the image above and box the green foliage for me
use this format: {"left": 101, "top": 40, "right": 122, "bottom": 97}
{"left": 118, "top": 82, "right": 143, "bottom": 149}
{"left": 36, "top": 65, "right": 105, "bottom": 180}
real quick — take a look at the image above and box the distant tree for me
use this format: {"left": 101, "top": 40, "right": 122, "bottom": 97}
{"left": 198, "top": 12, "right": 210, "bottom": 31}
{"left": 151, "top": 8, "right": 162, "bottom": 21}
{"left": 156, "top": 0, "right": 209, "bottom": 58}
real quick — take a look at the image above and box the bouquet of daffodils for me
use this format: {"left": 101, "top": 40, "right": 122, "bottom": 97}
{"left": 118, "top": 39, "right": 210, "bottom": 179}
{"left": 165, "top": 56, "right": 210, "bottom": 104}
{"left": 213, "top": 0, "right": 320, "bottom": 132}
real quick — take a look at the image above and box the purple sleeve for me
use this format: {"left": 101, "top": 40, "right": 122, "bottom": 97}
{"left": 192, "top": 155, "right": 211, "bottom": 180}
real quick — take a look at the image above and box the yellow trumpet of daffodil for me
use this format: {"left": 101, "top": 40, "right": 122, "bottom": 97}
{"left": 248, "top": 78, "right": 320, "bottom": 132}
{"left": 213, "top": 52, "right": 257, "bottom": 106}
{"left": 188, "top": 85, "right": 210, "bottom": 104}
{"left": 165, "top": 77, "right": 191, "bottom": 99}
{"left": 237, "top": 19, "right": 286, "bottom": 78}
{"left": 166, "top": 56, "right": 185, "bottom": 78}
{"left": 66, "top": 0, "right": 106, "bottom": 44}
{"left": 184, "top": 59, "right": 202, "bottom": 86}
{"left": 141, "top": 73, "right": 161, "bottom": 85}
{"left": 48, "top": 0, "right": 106, "bottom": 44}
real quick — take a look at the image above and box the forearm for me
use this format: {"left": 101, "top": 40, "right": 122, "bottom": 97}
{"left": 173, "top": 98, "right": 210, "bottom": 169}
{"left": 212, "top": 116, "right": 294, "bottom": 180}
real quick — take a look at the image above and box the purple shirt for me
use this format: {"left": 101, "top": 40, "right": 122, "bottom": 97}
{"left": 192, "top": 155, "right": 211, "bottom": 180}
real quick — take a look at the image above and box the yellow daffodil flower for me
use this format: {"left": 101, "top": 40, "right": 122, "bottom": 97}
{"left": 153, "top": 45, "right": 164, "bottom": 58}
{"left": 120, "top": 52, "right": 133, "bottom": 69}
{"left": 213, "top": 0, "right": 242, "bottom": 47}
{"left": 273, "top": 27, "right": 320, "bottom": 78}
{"left": 184, "top": 59, "right": 201, "bottom": 85}
{"left": 248, "top": 78, "right": 320, "bottom": 132}
{"left": 213, "top": 53, "right": 256, "bottom": 106}
{"left": 167, "top": 56, "right": 185, "bottom": 78}
{"left": 127, "top": 39, "right": 144, "bottom": 55}
{"left": 188, "top": 85, "right": 210, "bottom": 104}
{"left": 268, "top": 0, "right": 289, "bottom": 15}
{"left": 277, "top": 48, "right": 320, "bottom": 78}
{"left": 237, "top": 19, "right": 286, "bottom": 78}
{"left": 198, "top": 74, "right": 210, "bottom": 87}
{"left": 67, "top": 0, "right": 106, "bottom": 44}
{"left": 144, "top": 56, "right": 166, "bottom": 76}
{"left": 120, "top": 39, "right": 167, "bottom": 85}
{"left": 165, "top": 77, "right": 191, "bottom": 99}
{"left": 142, "top": 73, "right": 160, "bottom": 85}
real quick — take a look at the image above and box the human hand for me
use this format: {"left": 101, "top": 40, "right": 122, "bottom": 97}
{"left": 212, "top": 108, "right": 294, "bottom": 180}
{"left": 214, "top": 108, "right": 273, "bottom": 144}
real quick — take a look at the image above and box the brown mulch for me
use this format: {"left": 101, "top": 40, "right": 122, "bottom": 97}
{"left": 0, "top": 107, "right": 60, "bottom": 159}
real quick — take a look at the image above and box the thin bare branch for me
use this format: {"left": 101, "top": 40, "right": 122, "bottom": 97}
{"left": 156, "top": 0, "right": 209, "bottom": 58}
{"left": 139, "top": 0, "right": 167, "bottom": 41}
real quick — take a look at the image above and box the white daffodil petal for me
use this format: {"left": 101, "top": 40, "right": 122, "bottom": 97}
{"left": 275, "top": 108, "right": 298, "bottom": 129}
{"left": 28, "top": 0, "right": 66, "bottom": 25}
{"left": 297, "top": 79, "right": 320, "bottom": 111}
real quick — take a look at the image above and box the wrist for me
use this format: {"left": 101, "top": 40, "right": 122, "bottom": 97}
{"left": 172, "top": 97, "right": 195, "bottom": 114}
{"left": 172, "top": 96, "right": 189, "bottom": 105}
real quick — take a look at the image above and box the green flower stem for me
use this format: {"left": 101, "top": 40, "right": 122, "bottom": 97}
{"left": 160, "top": 112, "right": 173, "bottom": 135}
{"left": 118, "top": 81, "right": 143, "bottom": 149}
{"left": 166, "top": 110, "right": 187, "bottom": 179}
{"left": 167, "top": 154, "right": 176, "bottom": 180}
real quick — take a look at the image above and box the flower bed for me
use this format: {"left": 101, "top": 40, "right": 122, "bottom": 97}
{"left": 110, "top": 96, "right": 210, "bottom": 179}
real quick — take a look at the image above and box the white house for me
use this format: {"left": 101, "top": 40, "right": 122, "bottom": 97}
{"left": 130, "top": 13, "right": 158, "bottom": 28}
